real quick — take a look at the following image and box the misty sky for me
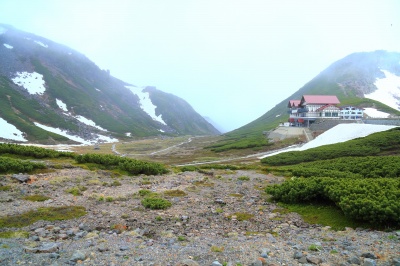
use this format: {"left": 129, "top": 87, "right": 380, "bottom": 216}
{"left": 1, "top": 1, "right": 399, "bottom": 132}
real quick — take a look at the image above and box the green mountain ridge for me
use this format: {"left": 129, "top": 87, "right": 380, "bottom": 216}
{"left": 218, "top": 50, "right": 400, "bottom": 151}
{"left": 0, "top": 24, "right": 219, "bottom": 144}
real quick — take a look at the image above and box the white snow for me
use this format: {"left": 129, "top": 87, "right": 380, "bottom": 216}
{"left": 365, "top": 70, "right": 400, "bottom": 110}
{"left": 0, "top": 26, "right": 7, "bottom": 34}
{"left": 0, "top": 117, "right": 27, "bottom": 142}
{"left": 34, "top": 40, "right": 48, "bottom": 48}
{"left": 75, "top": 115, "right": 107, "bottom": 131}
{"left": 363, "top": 108, "right": 390, "bottom": 118}
{"left": 34, "top": 122, "right": 117, "bottom": 145}
{"left": 12, "top": 72, "right": 46, "bottom": 95}
{"left": 158, "top": 129, "right": 165, "bottom": 133}
{"left": 125, "top": 132, "right": 132, "bottom": 137}
{"left": 3, "top": 43, "right": 13, "bottom": 49}
{"left": 125, "top": 86, "right": 167, "bottom": 125}
{"left": 95, "top": 88, "right": 101, "bottom": 92}
{"left": 276, "top": 114, "right": 281, "bottom": 117}
{"left": 259, "top": 124, "right": 397, "bottom": 159}
{"left": 56, "top": 99, "right": 68, "bottom": 112}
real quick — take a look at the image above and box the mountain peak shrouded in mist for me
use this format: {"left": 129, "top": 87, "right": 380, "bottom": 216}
{"left": 228, "top": 50, "right": 400, "bottom": 137}
{"left": 0, "top": 25, "right": 219, "bottom": 144}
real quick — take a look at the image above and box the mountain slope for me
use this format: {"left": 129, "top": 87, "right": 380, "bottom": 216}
{"left": 0, "top": 24, "right": 219, "bottom": 144}
{"left": 226, "top": 50, "right": 400, "bottom": 142}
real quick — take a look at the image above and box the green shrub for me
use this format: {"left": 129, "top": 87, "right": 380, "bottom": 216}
{"left": 141, "top": 198, "right": 172, "bottom": 210}
{"left": 238, "top": 176, "right": 250, "bottom": 181}
{"left": 0, "top": 206, "right": 86, "bottom": 228}
{"left": 22, "top": 195, "right": 51, "bottom": 202}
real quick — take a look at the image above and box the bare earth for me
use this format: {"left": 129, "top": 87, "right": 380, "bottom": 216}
{"left": 0, "top": 167, "right": 399, "bottom": 265}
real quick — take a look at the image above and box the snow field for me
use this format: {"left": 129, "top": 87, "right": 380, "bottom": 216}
{"left": 3, "top": 43, "right": 13, "bottom": 49}
{"left": 12, "top": 72, "right": 46, "bottom": 95}
{"left": 365, "top": 70, "right": 400, "bottom": 111}
{"left": 259, "top": 124, "right": 397, "bottom": 159}
{"left": 125, "top": 86, "right": 167, "bottom": 126}
{"left": 0, "top": 117, "right": 27, "bottom": 142}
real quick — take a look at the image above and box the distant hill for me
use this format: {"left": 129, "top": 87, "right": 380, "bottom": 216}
{"left": 216, "top": 50, "right": 400, "bottom": 151}
{"left": 0, "top": 24, "right": 219, "bottom": 144}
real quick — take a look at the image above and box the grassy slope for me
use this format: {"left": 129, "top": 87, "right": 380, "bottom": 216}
{"left": 213, "top": 51, "right": 400, "bottom": 152}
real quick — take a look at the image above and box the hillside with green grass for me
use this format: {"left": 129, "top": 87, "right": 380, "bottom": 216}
{"left": 0, "top": 24, "right": 219, "bottom": 144}
{"left": 214, "top": 51, "right": 400, "bottom": 152}
{"left": 263, "top": 127, "right": 400, "bottom": 228}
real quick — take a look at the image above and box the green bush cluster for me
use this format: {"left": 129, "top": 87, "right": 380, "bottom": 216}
{"left": 276, "top": 156, "right": 400, "bottom": 179}
{"left": 141, "top": 197, "right": 172, "bottom": 210}
{"left": 0, "top": 143, "right": 75, "bottom": 159}
{"left": 75, "top": 153, "right": 167, "bottom": 175}
{"left": 261, "top": 127, "right": 400, "bottom": 166}
{"left": 266, "top": 177, "right": 400, "bottom": 225}
{"left": 0, "top": 157, "right": 46, "bottom": 173}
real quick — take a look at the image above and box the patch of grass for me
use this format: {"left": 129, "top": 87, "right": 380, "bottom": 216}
{"left": 0, "top": 206, "right": 86, "bottom": 228}
{"left": 65, "top": 186, "right": 87, "bottom": 196}
{"left": 22, "top": 194, "right": 51, "bottom": 202}
{"left": 0, "top": 231, "right": 29, "bottom": 238}
{"left": 228, "top": 212, "right": 254, "bottom": 221}
{"left": 238, "top": 176, "right": 250, "bottom": 181}
{"left": 215, "top": 208, "right": 224, "bottom": 213}
{"left": 210, "top": 245, "right": 224, "bottom": 252}
{"left": 105, "top": 196, "right": 114, "bottom": 202}
{"left": 155, "top": 216, "right": 163, "bottom": 221}
{"left": 330, "top": 249, "right": 338, "bottom": 254}
{"left": 0, "top": 185, "right": 11, "bottom": 191}
{"left": 177, "top": 236, "right": 186, "bottom": 241}
{"left": 278, "top": 202, "right": 374, "bottom": 230}
{"left": 308, "top": 244, "right": 322, "bottom": 251}
{"left": 141, "top": 198, "right": 172, "bottom": 210}
{"left": 164, "top": 189, "right": 187, "bottom": 197}
{"left": 229, "top": 193, "right": 244, "bottom": 198}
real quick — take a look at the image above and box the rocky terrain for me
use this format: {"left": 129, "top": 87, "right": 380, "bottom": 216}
{"left": 0, "top": 167, "right": 399, "bottom": 266}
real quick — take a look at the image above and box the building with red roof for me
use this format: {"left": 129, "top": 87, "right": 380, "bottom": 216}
{"left": 287, "top": 95, "right": 362, "bottom": 126}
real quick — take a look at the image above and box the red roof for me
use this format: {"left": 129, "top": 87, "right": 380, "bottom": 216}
{"left": 288, "top": 100, "right": 301, "bottom": 108}
{"left": 301, "top": 95, "right": 340, "bottom": 105}
{"left": 316, "top": 104, "right": 341, "bottom": 112}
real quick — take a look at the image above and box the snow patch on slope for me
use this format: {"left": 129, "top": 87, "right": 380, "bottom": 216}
{"left": 75, "top": 116, "right": 107, "bottom": 131}
{"left": 34, "top": 122, "right": 117, "bottom": 145}
{"left": 125, "top": 86, "right": 167, "bottom": 125}
{"left": 56, "top": 99, "right": 68, "bottom": 112}
{"left": 259, "top": 124, "right": 396, "bottom": 159}
{"left": 3, "top": 43, "right": 13, "bottom": 49}
{"left": 0, "top": 117, "right": 27, "bottom": 142}
{"left": 12, "top": 72, "right": 46, "bottom": 95}
{"left": 363, "top": 108, "right": 390, "bottom": 118}
{"left": 365, "top": 70, "right": 400, "bottom": 110}
{"left": 34, "top": 40, "right": 48, "bottom": 48}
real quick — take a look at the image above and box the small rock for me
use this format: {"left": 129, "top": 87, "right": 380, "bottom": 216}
{"left": 176, "top": 259, "right": 199, "bottom": 266}
{"left": 249, "top": 260, "right": 262, "bottom": 266}
{"left": 119, "top": 245, "right": 129, "bottom": 251}
{"left": 392, "top": 258, "right": 400, "bottom": 266}
{"left": 298, "top": 257, "right": 308, "bottom": 264}
{"left": 307, "top": 256, "right": 323, "bottom": 264}
{"left": 12, "top": 174, "right": 30, "bottom": 183}
{"left": 37, "top": 242, "right": 60, "bottom": 253}
{"left": 363, "top": 258, "right": 376, "bottom": 266}
{"left": 348, "top": 256, "right": 361, "bottom": 265}
{"left": 70, "top": 250, "right": 86, "bottom": 262}
{"left": 212, "top": 261, "right": 223, "bottom": 266}
{"left": 361, "top": 252, "right": 377, "bottom": 259}
{"left": 49, "top": 252, "right": 60, "bottom": 259}
{"left": 294, "top": 251, "right": 303, "bottom": 259}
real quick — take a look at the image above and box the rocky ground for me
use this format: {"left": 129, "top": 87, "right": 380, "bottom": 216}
{"left": 0, "top": 167, "right": 399, "bottom": 266}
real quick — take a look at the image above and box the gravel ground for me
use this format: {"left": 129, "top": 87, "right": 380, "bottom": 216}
{"left": 0, "top": 168, "right": 399, "bottom": 266}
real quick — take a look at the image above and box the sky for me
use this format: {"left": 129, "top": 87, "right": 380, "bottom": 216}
{"left": 0, "top": 0, "right": 399, "bottom": 132}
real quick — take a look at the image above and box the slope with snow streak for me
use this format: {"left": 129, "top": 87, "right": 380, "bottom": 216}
{"left": 0, "top": 117, "right": 27, "bottom": 142}
{"left": 365, "top": 70, "right": 400, "bottom": 111}
{"left": 259, "top": 124, "right": 397, "bottom": 159}
{"left": 125, "top": 86, "right": 167, "bottom": 125}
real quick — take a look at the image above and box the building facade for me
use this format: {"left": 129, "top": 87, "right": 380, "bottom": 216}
{"left": 288, "top": 95, "right": 363, "bottom": 127}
